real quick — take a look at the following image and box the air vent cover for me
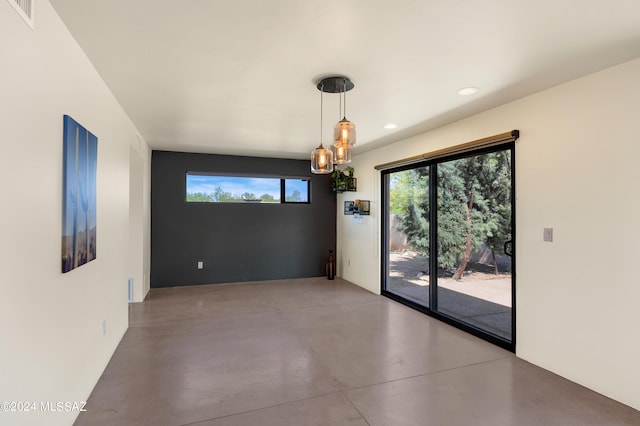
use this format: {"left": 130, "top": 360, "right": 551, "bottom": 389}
{"left": 6, "top": 0, "right": 34, "bottom": 29}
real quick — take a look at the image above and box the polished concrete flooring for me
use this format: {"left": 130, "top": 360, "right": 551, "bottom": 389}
{"left": 75, "top": 278, "right": 640, "bottom": 425}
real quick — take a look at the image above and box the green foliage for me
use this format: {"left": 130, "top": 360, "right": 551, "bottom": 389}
{"left": 480, "top": 151, "right": 512, "bottom": 256}
{"left": 390, "top": 150, "right": 512, "bottom": 274}
{"left": 285, "top": 190, "right": 302, "bottom": 202}
{"left": 389, "top": 170, "right": 422, "bottom": 215}
{"left": 187, "top": 186, "right": 246, "bottom": 202}
{"left": 186, "top": 192, "right": 214, "bottom": 202}
{"left": 331, "top": 166, "right": 355, "bottom": 192}
{"left": 260, "top": 193, "right": 279, "bottom": 203}
{"left": 436, "top": 162, "right": 469, "bottom": 269}
{"left": 213, "top": 186, "right": 233, "bottom": 202}
{"left": 390, "top": 166, "right": 430, "bottom": 254}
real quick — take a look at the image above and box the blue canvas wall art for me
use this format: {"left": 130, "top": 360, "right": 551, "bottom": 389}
{"left": 62, "top": 115, "right": 98, "bottom": 273}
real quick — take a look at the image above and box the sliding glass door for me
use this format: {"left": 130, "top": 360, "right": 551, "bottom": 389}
{"left": 384, "top": 166, "right": 430, "bottom": 307}
{"left": 383, "top": 144, "right": 515, "bottom": 349}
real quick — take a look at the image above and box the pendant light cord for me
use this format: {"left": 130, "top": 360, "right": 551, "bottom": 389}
{"left": 343, "top": 78, "right": 347, "bottom": 119}
{"left": 320, "top": 84, "right": 323, "bottom": 145}
{"left": 339, "top": 81, "right": 343, "bottom": 120}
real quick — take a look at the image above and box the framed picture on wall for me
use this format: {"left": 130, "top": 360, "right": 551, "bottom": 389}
{"left": 360, "top": 200, "right": 370, "bottom": 215}
{"left": 62, "top": 115, "right": 98, "bottom": 273}
{"left": 344, "top": 201, "right": 355, "bottom": 215}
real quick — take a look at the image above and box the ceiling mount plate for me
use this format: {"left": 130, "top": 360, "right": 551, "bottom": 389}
{"left": 317, "top": 76, "right": 354, "bottom": 93}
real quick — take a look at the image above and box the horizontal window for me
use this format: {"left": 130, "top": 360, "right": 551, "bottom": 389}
{"left": 186, "top": 173, "right": 309, "bottom": 204}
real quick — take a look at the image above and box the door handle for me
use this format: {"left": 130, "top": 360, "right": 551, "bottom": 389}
{"left": 504, "top": 240, "right": 513, "bottom": 257}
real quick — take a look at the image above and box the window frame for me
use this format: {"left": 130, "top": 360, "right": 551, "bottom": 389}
{"left": 282, "top": 178, "right": 311, "bottom": 204}
{"left": 380, "top": 141, "right": 516, "bottom": 352}
{"left": 185, "top": 172, "right": 311, "bottom": 204}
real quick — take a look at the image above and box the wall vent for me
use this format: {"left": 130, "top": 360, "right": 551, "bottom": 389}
{"left": 6, "top": 0, "right": 34, "bottom": 29}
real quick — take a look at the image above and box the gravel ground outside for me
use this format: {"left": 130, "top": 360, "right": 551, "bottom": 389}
{"left": 387, "top": 251, "right": 513, "bottom": 339}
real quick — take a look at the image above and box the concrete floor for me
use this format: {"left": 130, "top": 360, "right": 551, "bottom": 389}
{"left": 75, "top": 278, "right": 640, "bottom": 425}
{"left": 387, "top": 279, "right": 512, "bottom": 340}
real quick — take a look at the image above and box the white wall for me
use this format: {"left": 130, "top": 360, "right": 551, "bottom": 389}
{"left": 129, "top": 143, "right": 151, "bottom": 302}
{"left": 339, "top": 57, "right": 640, "bottom": 411}
{"left": 0, "top": 2, "right": 150, "bottom": 425}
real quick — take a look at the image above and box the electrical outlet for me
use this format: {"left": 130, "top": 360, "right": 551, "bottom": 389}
{"left": 197, "top": 261, "right": 203, "bottom": 269}
{"left": 543, "top": 228, "right": 553, "bottom": 242}
{"left": 101, "top": 320, "right": 107, "bottom": 335}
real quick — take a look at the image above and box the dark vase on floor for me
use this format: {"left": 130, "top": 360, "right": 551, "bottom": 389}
{"left": 326, "top": 250, "right": 336, "bottom": 280}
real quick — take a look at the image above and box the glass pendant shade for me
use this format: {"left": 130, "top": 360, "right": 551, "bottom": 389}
{"left": 333, "top": 141, "right": 352, "bottom": 164}
{"left": 312, "top": 76, "right": 356, "bottom": 173}
{"left": 311, "top": 143, "right": 334, "bottom": 174}
{"left": 334, "top": 118, "right": 356, "bottom": 146}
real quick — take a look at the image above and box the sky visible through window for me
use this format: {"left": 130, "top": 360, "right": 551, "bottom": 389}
{"left": 285, "top": 179, "right": 309, "bottom": 202}
{"left": 186, "top": 174, "right": 309, "bottom": 203}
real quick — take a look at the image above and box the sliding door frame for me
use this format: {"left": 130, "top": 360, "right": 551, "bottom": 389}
{"left": 381, "top": 141, "right": 516, "bottom": 352}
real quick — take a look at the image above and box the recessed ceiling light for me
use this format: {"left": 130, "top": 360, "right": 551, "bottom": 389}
{"left": 384, "top": 123, "right": 398, "bottom": 129}
{"left": 457, "top": 87, "right": 478, "bottom": 96}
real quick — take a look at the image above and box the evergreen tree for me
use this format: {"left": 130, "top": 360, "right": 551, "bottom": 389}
{"left": 390, "top": 149, "right": 512, "bottom": 280}
{"left": 448, "top": 156, "right": 491, "bottom": 279}
{"left": 436, "top": 161, "right": 470, "bottom": 273}
{"left": 213, "top": 186, "right": 233, "bottom": 202}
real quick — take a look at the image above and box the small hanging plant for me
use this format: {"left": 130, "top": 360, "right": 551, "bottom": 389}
{"left": 330, "top": 166, "right": 356, "bottom": 192}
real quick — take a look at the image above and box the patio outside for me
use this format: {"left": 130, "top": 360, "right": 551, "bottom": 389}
{"left": 385, "top": 150, "right": 513, "bottom": 341}
{"left": 387, "top": 247, "right": 512, "bottom": 339}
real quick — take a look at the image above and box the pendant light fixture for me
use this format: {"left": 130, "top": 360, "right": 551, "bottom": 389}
{"left": 333, "top": 77, "right": 356, "bottom": 147}
{"left": 311, "top": 76, "right": 355, "bottom": 172}
{"left": 333, "top": 141, "right": 352, "bottom": 165}
{"left": 311, "top": 82, "right": 334, "bottom": 174}
{"left": 332, "top": 80, "right": 352, "bottom": 164}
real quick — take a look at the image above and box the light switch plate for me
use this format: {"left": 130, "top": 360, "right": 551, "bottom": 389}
{"left": 543, "top": 228, "right": 553, "bottom": 242}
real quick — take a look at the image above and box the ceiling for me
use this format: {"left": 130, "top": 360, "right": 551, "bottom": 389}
{"left": 49, "top": 0, "right": 640, "bottom": 160}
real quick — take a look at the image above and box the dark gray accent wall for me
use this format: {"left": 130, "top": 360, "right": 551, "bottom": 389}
{"left": 151, "top": 151, "right": 336, "bottom": 288}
